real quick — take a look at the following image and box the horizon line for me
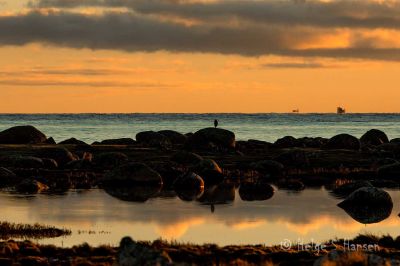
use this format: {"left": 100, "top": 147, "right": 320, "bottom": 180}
{"left": 0, "top": 112, "right": 400, "bottom": 115}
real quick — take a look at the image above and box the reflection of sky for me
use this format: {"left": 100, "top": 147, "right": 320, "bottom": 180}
{"left": 1, "top": 188, "right": 399, "bottom": 247}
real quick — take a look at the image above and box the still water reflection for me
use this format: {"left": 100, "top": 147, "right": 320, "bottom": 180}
{"left": 1, "top": 187, "right": 399, "bottom": 247}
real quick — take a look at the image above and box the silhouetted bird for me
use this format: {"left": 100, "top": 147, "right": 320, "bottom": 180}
{"left": 214, "top": 119, "right": 218, "bottom": 128}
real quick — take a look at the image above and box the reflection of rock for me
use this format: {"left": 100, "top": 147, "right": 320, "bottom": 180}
{"left": 277, "top": 179, "right": 305, "bottom": 191}
{"left": 338, "top": 187, "right": 393, "bottom": 224}
{"left": 198, "top": 183, "right": 235, "bottom": 205}
{"left": 331, "top": 181, "right": 373, "bottom": 198}
{"left": 104, "top": 185, "right": 162, "bottom": 202}
{"left": 174, "top": 172, "right": 204, "bottom": 201}
{"left": 15, "top": 179, "right": 48, "bottom": 194}
{"left": 239, "top": 182, "right": 274, "bottom": 201}
{"left": 190, "top": 159, "right": 224, "bottom": 186}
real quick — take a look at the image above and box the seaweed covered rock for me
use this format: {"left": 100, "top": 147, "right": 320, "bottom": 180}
{"left": 360, "top": 129, "right": 389, "bottom": 146}
{"left": 186, "top": 127, "right": 235, "bottom": 151}
{"left": 0, "top": 126, "right": 47, "bottom": 144}
{"left": 103, "top": 163, "right": 162, "bottom": 186}
{"left": 324, "top": 134, "right": 360, "bottom": 151}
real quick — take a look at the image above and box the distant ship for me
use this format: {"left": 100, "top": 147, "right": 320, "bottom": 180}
{"left": 337, "top": 107, "right": 346, "bottom": 114}
{"left": 292, "top": 108, "right": 299, "bottom": 113}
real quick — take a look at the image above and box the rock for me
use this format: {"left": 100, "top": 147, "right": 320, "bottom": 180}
{"left": 250, "top": 160, "right": 284, "bottom": 177}
{"left": 174, "top": 172, "right": 205, "bottom": 201}
{"left": 239, "top": 182, "right": 274, "bottom": 201}
{"left": 45, "top": 137, "right": 56, "bottom": 145}
{"left": 186, "top": 127, "right": 235, "bottom": 151}
{"left": 117, "top": 237, "right": 172, "bottom": 266}
{"left": 170, "top": 151, "right": 203, "bottom": 166}
{"left": 136, "top": 131, "right": 171, "bottom": 148}
{"left": 105, "top": 185, "right": 162, "bottom": 202}
{"left": 324, "top": 134, "right": 360, "bottom": 150}
{"left": 158, "top": 130, "right": 187, "bottom": 144}
{"left": 16, "top": 179, "right": 48, "bottom": 194}
{"left": 338, "top": 187, "right": 393, "bottom": 223}
{"left": 0, "top": 156, "right": 44, "bottom": 169}
{"left": 19, "top": 257, "right": 49, "bottom": 266}
{"left": 274, "top": 136, "right": 302, "bottom": 148}
{"left": 298, "top": 137, "right": 328, "bottom": 148}
{"left": 59, "top": 138, "right": 88, "bottom": 145}
{"left": 0, "top": 167, "right": 18, "bottom": 186}
{"left": 35, "top": 147, "right": 77, "bottom": 166}
{"left": 65, "top": 159, "right": 93, "bottom": 170}
{"left": 391, "top": 138, "right": 400, "bottom": 143}
{"left": 332, "top": 181, "right": 373, "bottom": 198}
{"left": 190, "top": 159, "right": 224, "bottom": 186}
{"left": 103, "top": 162, "right": 162, "bottom": 186}
{"left": 0, "top": 126, "right": 47, "bottom": 144}
{"left": 198, "top": 183, "right": 235, "bottom": 205}
{"left": 274, "top": 150, "right": 310, "bottom": 168}
{"left": 360, "top": 129, "right": 389, "bottom": 146}
{"left": 93, "top": 152, "right": 129, "bottom": 169}
{"left": 378, "top": 163, "right": 400, "bottom": 179}
{"left": 277, "top": 179, "right": 305, "bottom": 191}
{"left": 148, "top": 163, "right": 183, "bottom": 187}
{"left": 41, "top": 158, "right": 58, "bottom": 169}
{"left": 98, "top": 138, "right": 136, "bottom": 145}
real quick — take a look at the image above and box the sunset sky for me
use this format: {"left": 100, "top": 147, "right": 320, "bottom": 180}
{"left": 1, "top": 0, "right": 400, "bottom": 113}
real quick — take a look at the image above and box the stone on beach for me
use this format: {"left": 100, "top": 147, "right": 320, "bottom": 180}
{"left": 15, "top": 179, "right": 48, "bottom": 194}
{"left": 158, "top": 130, "right": 187, "bottom": 145}
{"left": 136, "top": 131, "right": 172, "bottom": 148}
{"left": 378, "top": 163, "right": 400, "bottom": 179}
{"left": 0, "top": 156, "right": 44, "bottom": 169}
{"left": 170, "top": 150, "right": 203, "bottom": 166}
{"left": 93, "top": 152, "right": 129, "bottom": 169}
{"left": 59, "top": 138, "right": 88, "bottom": 145}
{"left": 360, "top": 129, "right": 389, "bottom": 146}
{"left": 324, "top": 134, "right": 361, "bottom": 150}
{"left": 190, "top": 159, "right": 224, "bottom": 186}
{"left": 185, "top": 127, "right": 235, "bottom": 151}
{"left": 239, "top": 182, "right": 274, "bottom": 201}
{"left": 0, "top": 126, "right": 47, "bottom": 144}
{"left": 250, "top": 160, "right": 284, "bottom": 177}
{"left": 174, "top": 172, "right": 205, "bottom": 201}
{"left": 35, "top": 147, "right": 77, "bottom": 166}
{"left": 96, "top": 138, "right": 136, "bottom": 145}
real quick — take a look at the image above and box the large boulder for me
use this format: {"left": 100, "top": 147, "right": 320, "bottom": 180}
{"left": 274, "top": 136, "right": 302, "bottom": 148}
{"left": 324, "top": 134, "right": 360, "bottom": 150}
{"left": 190, "top": 159, "right": 224, "bottom": 186}
{"left": 93, "top": 152, "right": 129, "bottom": 169}
{"left": 170, "top": 151, "right": 203, "bottom": 166}
{"left": 59, "top": 138, "right": 88, "bottom": 145}
{"left": 136, "top": 131, "right": 171, "bottom": 148}
{"left": 103, "top": 163, "right": 162, "bottom": 186}
{"left": 0, "top": 126, "right": 47, "bottom": 144}
{"left": 360, "top": 129, "right": 389, "bottom": 146}
{"left": 174, "top": 172, "right": 205, "bottom": 201}
{"left": 378, "top": 163, "right": 400, "bottom": 179}
{"left": 158, "top": 130, "right": 187, "bottom": 145}
{"left": 0, "top": 156, "right": 44, "bottom": 169}
{"left": 186, "top": 128, "right": 235, "bottom": 151}
{"left": 35, "top": 147, "right": 77, "bottom": 166}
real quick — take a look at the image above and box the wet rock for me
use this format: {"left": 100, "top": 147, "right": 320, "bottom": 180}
{"left": 190, "top": 159, "right": 224, "bottom": 186}
{"left": 158, "top": 130, "right": 187, "bottom": 145}
{"left": 250, "top": 160, "right": 284, "bottom": 177}
{"left": 103, "top": 162, "right": 163, "bottom": 186}
{"left": 59, "top": 138, "right": 88, "bottom": 145}
{"left": 332, "top": 181, "right": 373, "bottom": 198}
{"left": 274, "top": 150, "right": 310, "bottom": 168}
{"left": 0, "top": 156, "right": 44, "bottom": 169}
{"left": 98, "top": 138, "right": 136, "bottom": 145}
{"left": 93, "top": 152, "right": 128, "bottom": 169}
{"left": 324, "top": 134, "right": 360, "bottom": 151}
{"left": 274, "top": 136, "right": 302, "bottom": 148}
{"left": 198, "top": 183, "right": 235, "bottom": 205}
{"left": 239, "top": 182, "right": 274, "bottom": 201}
{"left": 117, "top": 237, "right": 172, "bottom": 266}
{"left": 0, "top": 167, "right": 18, "bottom": 186}
{"left": 136, "top": 131, "right": 171, "bottom": 148}
{"left": 360, "top": 129, "right": 389, "bottom": 146}
{"left": 186, "top": 127, "right": 235, "bottom": 151}
{"left": 35, "top": 147, "right": 77, "bottom": 167}
{"left": 170, "top": 151, "right": 203, "bottom": 166}
{"left": 105, "top": 185, "right": 162, "bottom": 202}
{"left": 378, "top": 163, "right": 400, "bottom": 179}
{"left": 338, "top": 187, "right": 393, "bottom": 223}
{"left": 16, "top": 179, "right": 49, "bottom": 194}
{"left": 0, "top": 125, "right": 47, "bottom": 144}
{"left": 174, "top": 172, "right": 204, "bottom": 201}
